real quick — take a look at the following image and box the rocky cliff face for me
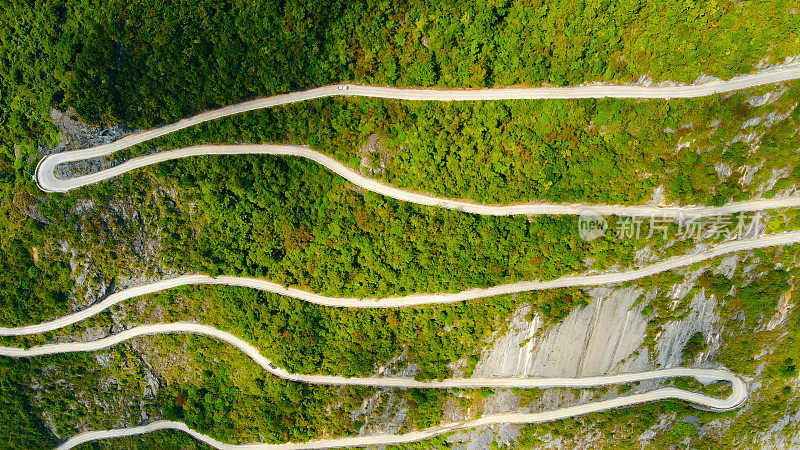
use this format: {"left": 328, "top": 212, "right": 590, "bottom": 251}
{"left": 453, "top": 259, "right": 733, "bottom": 448}
{"left": 474, "top": 287, "right": 652, "bottom": 380}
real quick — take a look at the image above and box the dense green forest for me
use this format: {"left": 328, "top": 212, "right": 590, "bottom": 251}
{"left": 0, "top": 110, "right": 636, "bottom": 446}
{"left": 2, "top": 245, "right": 796, "bottom": 448}
{"left": 134, "top": 79, "right": 800, "bottom": 207}
{"left": 2, "top": 149, "right": 641, "bottom": 327}
{"left": 0, "top": 0, "right": 799, "bottom": 448}
{"left": 0, "top": 338, "right": 372, "bottom": 446}
{"left": 2, "top": 0, "right": 800, "bottom": 189}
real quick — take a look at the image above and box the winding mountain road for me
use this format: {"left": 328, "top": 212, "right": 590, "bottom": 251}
{"left": 4, "top": 232, "right": 781, "bottom": 449}
{"left": 35, "top": 64, "right": 800, "bottom": 218}
{"left": 5, "top": 233, "right": 793, "bottom": 448}
{"left": 24, "top": 66, "right": 800, "bottom": 449}
{"left": 36, "top": 143, "right": 800, "bottom": 217}
{"left": 0, "top": 322, "right": 745, "bottom": 449}
{"left": 4, "top": 230, "right": 799, "bottom": 337}
{"left": 7, "top": 208, "right": 783, "bottom": 450}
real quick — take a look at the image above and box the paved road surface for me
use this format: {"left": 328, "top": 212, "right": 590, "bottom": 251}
{"left": 4, "top": 230, "right": 799, "bottom": 337}
{"left": 27, "top": 66, "right": 800, "bottom": 448}
{"left": 36, "top": 144, "right": 800, "bottom": 217}
{"left": 35, "top": 64, "right": 800, "bottom": 218}
{"left": 0, "top": 323, "right": 744, "bottom": 449}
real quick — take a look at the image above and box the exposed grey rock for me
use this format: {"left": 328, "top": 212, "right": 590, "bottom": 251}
{"left": 746, "top": 86, "right": 787, "bottom": 107}
{"left": 474, "top": 287, "right": 652, "bottom": 380}
{"left": 451, "top": 428, "right": 494, "bottom": 450}
{"left": 741, "top": 109, "right": 794, "bottom": 129}
{"left": 655, "top": 290, "right": 719, "bottom": 368}
{"left": 359, "top": 134, "right": 392, "bottom": 175}
{"left": 648, "top": 184, "right": 666, "bottom": 207}
{"left": 756, "top": 167, "right": 792, "bottom": 196}
{"left": 49, "top": 108, "right": 131, "bottom": 153}
{"left": 714, "top": 162, "right": 732, "bottom": 178}
{"left": 351, "top": 389, "right": 408, "bottom": 437}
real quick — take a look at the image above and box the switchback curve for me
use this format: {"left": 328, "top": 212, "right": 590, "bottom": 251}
{"left": 26, "top": 66, "right": 800, "bottom": 449}
{"left": 0, "top": 323, "right": 745, "bottom": 449}
{"left": 35, "top": 64, "right": 800, "bottom": 217}
{"left": 36, "top": 144, "right": 800, "bottom": 217}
